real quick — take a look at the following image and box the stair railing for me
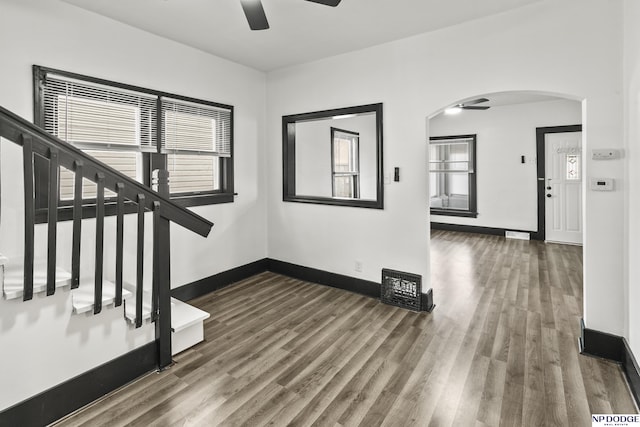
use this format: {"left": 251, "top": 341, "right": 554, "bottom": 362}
{"left": 0, "top": 105, "right": 213, "bottom": 369}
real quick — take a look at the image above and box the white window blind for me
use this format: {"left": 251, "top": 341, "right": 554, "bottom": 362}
{"left": 43, "top": 75, "right": 157, "bottom": 151}
{"left": 162, "top": 98, "right": 231, "bottom": 157}
{"left": 42, "top": 74, "right": 154, "bottom": 200}
{"left": 59, "top": 151, "right": 141, "bottom": 200}
{"left": 167, "top": 154, "right": 219, "bottom": 194}
{"left": 162, "top": 98, "right": 230, "bottom": 194}
{"left": 37, "top": 68, "right": 234, "bottom": 204}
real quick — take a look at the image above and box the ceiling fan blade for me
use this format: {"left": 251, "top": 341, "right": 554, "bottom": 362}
{"left": 462, "top": 97, "right": 490, "bottom": 106}
{"left": 241, "top": 0, "right": 269, "bottom": 30}
{"left": 305, "top": 0, "right": 342, "bottom": 6}
{"left": 461, "top": 105, "right": 490, "bottom": 110}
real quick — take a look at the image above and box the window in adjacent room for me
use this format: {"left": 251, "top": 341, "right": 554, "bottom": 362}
{"left": 33, "top": 65, "right": 234, "bottom": 221}
{"left": 429, "top": 134, "right": 477, "bottom": 217}
{"left": 331, "top": 127, "right": 360, "bottom": 199}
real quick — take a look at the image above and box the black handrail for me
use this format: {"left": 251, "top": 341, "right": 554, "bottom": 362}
{"left": 0, "top": 105, "right": 213, "bottom": 237}
{"left": 0, "top": 104, "right": 214, "bottom": 370}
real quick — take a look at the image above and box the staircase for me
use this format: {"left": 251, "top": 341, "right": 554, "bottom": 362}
{"left": 0, "top": 254, "right": 210, "bottom": 355}
{"left": 0, "top": 104, "right": 213, "bottom": 366}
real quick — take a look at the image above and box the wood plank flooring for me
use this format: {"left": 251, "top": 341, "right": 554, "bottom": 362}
{"left": 55, "top": 230, "right": 637, "bottom": 426}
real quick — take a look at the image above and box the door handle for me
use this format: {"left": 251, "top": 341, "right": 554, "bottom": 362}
{"left": 546, "top": 194, "right": 552, "bottom": 198}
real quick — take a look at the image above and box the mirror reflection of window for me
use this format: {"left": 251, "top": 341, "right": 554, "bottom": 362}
{"left": 282, "top": 103, "right": 383, "bottom": 209}
{"left": 331, "top": 127, "right": 360, "bottom": 198}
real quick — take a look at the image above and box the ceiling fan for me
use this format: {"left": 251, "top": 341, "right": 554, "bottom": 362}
{"left": 240, "top": 0, "right": 342, "bottom": 30}
{"left": 451, "top": 98, "right": 491, "bottom": 111}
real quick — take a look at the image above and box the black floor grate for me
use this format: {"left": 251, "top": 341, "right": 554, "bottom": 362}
{"left": 381, "top": 268, "right": 422, "bottom": 311}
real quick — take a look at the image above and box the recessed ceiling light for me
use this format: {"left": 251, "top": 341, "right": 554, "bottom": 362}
{"left": 444, "top": 106, "right": 462, "bottom": 115}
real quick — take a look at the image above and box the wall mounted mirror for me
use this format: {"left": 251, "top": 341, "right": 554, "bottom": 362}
{"left": 282, "top": 103, "right": 383, "bottom": 209}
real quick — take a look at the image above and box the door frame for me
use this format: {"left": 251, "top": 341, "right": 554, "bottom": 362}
{"left": 534, "top": 124, "right": 583, "bottom": 241}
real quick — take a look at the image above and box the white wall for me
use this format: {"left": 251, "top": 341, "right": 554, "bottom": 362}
{"left": 429, "top": 99, "right": 581, "bottom": 231}
{"left": 0, "top": 0, "right": 267, "bottom": 410}
{"left": 624, "top": 0, "right": 640, "bottom": 359}
{"left": 267, "top": 0, "right": 625, "bottom": 337}
{"left": 0, "top": 0, "right": 634, "bottom": 412}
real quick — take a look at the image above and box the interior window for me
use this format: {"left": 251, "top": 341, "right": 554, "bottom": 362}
{"left": 429, "top": 135, "right": 477, "bottom": 217}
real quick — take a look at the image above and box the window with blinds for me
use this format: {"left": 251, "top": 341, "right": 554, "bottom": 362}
{"left": 42, "top": 75, "right": 157, "bottom": 151}
{"left": 162, "top": 99, "right": 231, "bottom": 194}
{"left": 42, "top": 75, "right": 154, "bottom": 200}
{"left": 35, "top": 66, "right": 234, "bottom": 208}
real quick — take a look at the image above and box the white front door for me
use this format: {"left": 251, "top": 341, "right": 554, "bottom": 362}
{"left": 544, "top": 132, "right": 583, "bottom": 245}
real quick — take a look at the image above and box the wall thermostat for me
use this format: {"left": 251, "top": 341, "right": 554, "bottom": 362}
{"left": 592, "top": 149, "right": 621, "bottom": 160}
{"left": 590, "top": 178, "right": 614, "bottom": 191}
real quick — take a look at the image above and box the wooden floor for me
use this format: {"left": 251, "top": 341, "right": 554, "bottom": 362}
{"left": 56, "top": 230, "right": 637, "bottom": 426}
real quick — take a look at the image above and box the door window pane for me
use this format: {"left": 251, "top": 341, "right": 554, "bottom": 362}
{"left": 566, "top": 154, "right": 580, "bottom": 180}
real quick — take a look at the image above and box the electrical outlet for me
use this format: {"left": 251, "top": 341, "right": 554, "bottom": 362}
{"left": 355, "top": 261, "right": 363, "bottom": 272}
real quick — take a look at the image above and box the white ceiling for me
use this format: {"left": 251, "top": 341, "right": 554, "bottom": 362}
{"left": 61, "top": 0, "right": 541, "bottom": 72}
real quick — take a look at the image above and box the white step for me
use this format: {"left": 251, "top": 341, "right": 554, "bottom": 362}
{"left": 71, "top": 281, "right": 133, "bottom": 314}
{"left": 123, "top": 290, "right": 209, "bottom": 355}
{"left": 124, "top": 290, "right": 153, "bottom": 325}
{"left": 2, "top": 259, "right": 72, "bottom": 300}
{"left": 171, "top": 297, "right": 210, "bottom": 355}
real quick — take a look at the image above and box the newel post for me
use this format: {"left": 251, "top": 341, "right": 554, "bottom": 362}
{"left": 153, "top": 166, "right": 172, "bottom": 369}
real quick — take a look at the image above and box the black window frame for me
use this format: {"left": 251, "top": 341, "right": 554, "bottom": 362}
{"left": 429, "top": 134, "right": 478, "bottom": 218}
{"left": 32, "top": 65, "right": 234, "bottom": 223}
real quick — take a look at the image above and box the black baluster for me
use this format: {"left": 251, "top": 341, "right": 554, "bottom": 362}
{"left": 21, "top": 135, "right": 34, "bottom": 301}
{"left": 94, "top": 173, "right": 105, "bottom": 314}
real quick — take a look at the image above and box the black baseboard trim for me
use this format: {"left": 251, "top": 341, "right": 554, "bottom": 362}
{"left": 0, "top": 342, "right": 156, "bottom": 427}
{"left": 267, "top": 259, "right": 381, "bottom": 299}
{"left": 579, "top": 319, "right": 640, "bottom": 407}
{"left": 172, "top": 258, "right": 384, "bottom": 301}
{"left": 171, "top": 258, "right": 269, "bottom": 301}
{"left": 421, "top": 289, "right": 436, "bottom": 312}
{"left": 579, "top": 319, "right": 625, "bottom": 361}
{"left": 430, "top": 222, "right": 539, "bottom": 240}
{"left": 623, "top": 339, "right": 640, "bottom": 406}
{"left": 174, "top": 258, "right": 435, "bottom": 311}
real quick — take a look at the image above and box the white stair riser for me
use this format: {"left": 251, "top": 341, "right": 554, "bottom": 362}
{"left": 171, "top": 297, "right": 209, "bottom": 355}
{"left": 172, "top": 322, "right": 205, "bottom": 355}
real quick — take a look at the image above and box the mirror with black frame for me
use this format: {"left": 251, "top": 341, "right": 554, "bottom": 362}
{"left": 282, "top": 103, "right": 383, "bottom": 209}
